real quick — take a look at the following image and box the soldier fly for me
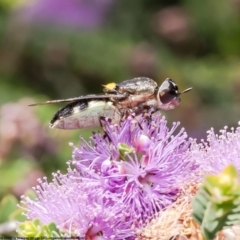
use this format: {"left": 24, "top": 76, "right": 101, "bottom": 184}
{"left": 29, "top": 77, "right": 192, "bottom": 130}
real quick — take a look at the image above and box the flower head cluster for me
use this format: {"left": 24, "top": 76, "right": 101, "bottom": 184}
{"left": 20, "top": 169, "right": 135, "bottom": 239}
{"left": 189, "top": 123, "right": 240, "bottom": 176}
{"left": 20, "top": 113, "right": 199, "bottom": 239}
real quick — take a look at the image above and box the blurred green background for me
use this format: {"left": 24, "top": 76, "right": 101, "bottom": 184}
{"left": 0, "top": 0, "right": 240, "bottom": 236}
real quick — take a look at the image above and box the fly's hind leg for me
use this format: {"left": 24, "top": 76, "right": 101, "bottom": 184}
{"left": 98, "top": 116, "right": 115, "bottom": 159}
{"left": 99, "top": 116, "right": 112, "bottom": 142}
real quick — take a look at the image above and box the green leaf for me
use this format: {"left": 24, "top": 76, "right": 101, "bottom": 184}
{"left": 192, "top": 165, "right": 240, "bottom": 240}
{"left": 17, "top": 219, "right": 64, "bottom": 238}
{"left": 0, "top": 158, "right": 35, "bottom": 193}
{"left": 0, "top": 195, "right": 18, "bottom": 223}
{"left": 9, "top": 208, "right": 26, "bottom": 222}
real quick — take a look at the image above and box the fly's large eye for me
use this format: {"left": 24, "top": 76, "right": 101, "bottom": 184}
{"left": 159, "top": 91, "right": 177, "bottom": 104}
{"left": 158, "top": 78, "right": 179, "bottom": 104}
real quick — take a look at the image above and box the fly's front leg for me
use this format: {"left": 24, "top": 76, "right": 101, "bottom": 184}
{"left": 142, "top": 107, "right": 156, "bottom": 125}
{"left": 133, "top": 107, "right": 157, "bottom": 133}
{"left": 141, "top": 107, "right": 159, "bottom": 136}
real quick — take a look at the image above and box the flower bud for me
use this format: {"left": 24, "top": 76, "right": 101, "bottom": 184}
{"left": 133, "top": 134, "right": 152, "bottom": 153}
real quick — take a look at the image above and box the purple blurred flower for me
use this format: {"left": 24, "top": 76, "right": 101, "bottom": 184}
{"left": 18, "top": 0, "right": 114, "bottom": 29}
{"left": 20, "top": 113, "right": 198, "bottom": 238}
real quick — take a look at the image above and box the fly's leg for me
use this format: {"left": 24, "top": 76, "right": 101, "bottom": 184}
{"left": 121, "top": 109, "right": 144, "bottom": 131}
{"left": 133, "top": 108, "right": 157, "bottom": 134}
{"left": 134, "top": 114, "right": 144, "bottom": 131}
{"left": 98, "top": 116, "right": 114, "bottom": 159}
{"left": 142, "top": 107, "right": 159, "bottom": 136}
{"left": 142, "top": 107, "right": 156, "bottom": 125}
{"left": 99, "top": 116, "right": 112, "bottom": 143}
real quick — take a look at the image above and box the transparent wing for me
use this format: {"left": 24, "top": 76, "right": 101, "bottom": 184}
{"left": 29, "top": 93, "right": 126, "bottom": 106}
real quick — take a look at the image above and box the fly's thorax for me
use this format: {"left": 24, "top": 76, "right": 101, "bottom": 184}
{"left": 114, "top": 93, "right": 157, "bottom": 114}
{"left": 116, "top": 77, "right": 157, "bottom": 95}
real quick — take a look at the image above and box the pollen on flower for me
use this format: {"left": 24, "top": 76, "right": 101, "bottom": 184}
{"left": 136, "top": 181, "right": 240, "bottom": 240}
{"left": 135, "top": 182, "right": 199, "bottom": 240}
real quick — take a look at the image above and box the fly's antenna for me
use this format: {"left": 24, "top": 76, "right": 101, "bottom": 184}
{"left": 180, "top": 87, "right": 192, "bottom": 94}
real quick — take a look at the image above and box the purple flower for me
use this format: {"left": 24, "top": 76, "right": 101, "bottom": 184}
{"left": 20, "top": 169, "right": 135, "bottom": 239}
{"left": 72, "top": 113, "right": 197, "bottom": 222}
{"left": 20, "top": 113, "right": 199, "bottom": 238}
{"left": 137, "top": 123, "right": 240, "bottom": 239}
{"left": 189, "top": 124, "right": 240, "bottom": 176}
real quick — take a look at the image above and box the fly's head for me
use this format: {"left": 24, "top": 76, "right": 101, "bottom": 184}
{"left": 156, "top": 78, "right": 192, "bottom": 110}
